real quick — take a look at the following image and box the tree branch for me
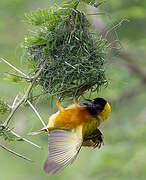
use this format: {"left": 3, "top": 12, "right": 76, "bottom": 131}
{"left": 0, "top": 143, "right": 32, "bottom": 162}
{"left": 27, "top": 100, "right": 48, "bottom": 132}
{"left": 1, "top": 57, "right": 30, "bottom": 79}
{"left": 1, "top": 61, "right": 46, "bottom": 128}
{"left": 11, "top": 130, "right": 42, "bottom": 149}
{"left": 12, "top": 95, "right": 19, "bottom": 109}
{"left": 5, "top": 72, "right": 30, "bottom": 80}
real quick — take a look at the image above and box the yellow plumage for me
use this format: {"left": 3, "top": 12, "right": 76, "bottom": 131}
{"left": 42, "top": 98, "right": 111, "bottom": 176}
{"left": 47, "top": 104, "right": 94, "bottom": 130}
{"left": 47, "top": 100, "right": 110, "bottom": 136}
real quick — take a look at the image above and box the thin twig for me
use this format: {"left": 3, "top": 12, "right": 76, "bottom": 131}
{"left": 27, "top": 100, "right": 48, "bottom": 132}
{"left": 1, "top": 57, "right": 30, "bottom": 79}
{"left": 0, "top": 143, "right": 32, "bottom": 162}
{"left": 11, "top": 130, "right": 42, "bottom": 149}
{"left": 5, "top": 72, "right": 30, "bottom": 80}
{"left": 1, "top": 62, "right": 46, "bottom": 128}
{"left": 12, "top": 95, "right": 19, "bottom": 108}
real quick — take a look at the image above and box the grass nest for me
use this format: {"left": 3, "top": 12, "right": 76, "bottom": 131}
{"left": 23, "top": 2, "right": 108, "bottom": 99}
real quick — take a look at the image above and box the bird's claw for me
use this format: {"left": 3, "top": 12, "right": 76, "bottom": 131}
{"left": 93, "top": 135, "right": 104, "bottom": 149}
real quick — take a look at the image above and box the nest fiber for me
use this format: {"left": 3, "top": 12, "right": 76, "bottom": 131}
{"left": 23, "top": 3, "right": 107, "bottom": 98}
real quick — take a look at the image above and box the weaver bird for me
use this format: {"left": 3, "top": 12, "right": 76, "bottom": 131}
{"left": 36, "top": 98, "right": 111, "bottom": 175}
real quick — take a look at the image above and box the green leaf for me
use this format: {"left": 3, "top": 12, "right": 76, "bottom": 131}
{"left": 0, "top": 127, "right": 23, "bottom": 142}
{"left": 0, "top": 98, "right": 9, "bottom": 114}
{"left": 3, "top": 71, "right": 24, "bottom": 83}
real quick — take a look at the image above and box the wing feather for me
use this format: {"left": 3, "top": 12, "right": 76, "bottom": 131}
{"left": 43, "top": 128, "right": 83, "bottom": 175}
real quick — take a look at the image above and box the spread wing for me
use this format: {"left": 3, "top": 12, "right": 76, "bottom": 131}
{"left": 83, "top": 128, "right": 104, "bottom": 149}
{"left": 43, "top": 126, "right": 83, "bottom": 175}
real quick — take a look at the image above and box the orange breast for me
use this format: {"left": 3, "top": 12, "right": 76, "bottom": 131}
{"left": 53, "top": 106, "right": 93, "bottom": 129}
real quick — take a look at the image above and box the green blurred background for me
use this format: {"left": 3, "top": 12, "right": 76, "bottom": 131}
{"left": 0, "top": 0, "right": 146, "bottom": 180}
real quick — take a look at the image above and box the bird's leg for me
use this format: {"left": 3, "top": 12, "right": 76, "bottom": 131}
{"left": 56, "top": 101, "right": 64, "bottom": 111}
{"left": 74, "top": 98, "right": 78, "bottom": 104}
{"left": 74, "top": 98, "right": 80, "bottom": 107}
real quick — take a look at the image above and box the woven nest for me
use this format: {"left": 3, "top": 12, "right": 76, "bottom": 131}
{"left": 23, "top": 3, "right": 107, "bottom": 98}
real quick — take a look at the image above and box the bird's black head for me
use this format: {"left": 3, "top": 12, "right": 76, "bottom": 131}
{"left": 84, "top": 97, "right": 107, "bottom": 117}
{"left": 91, "top": 98, "right": 107, "bottom": 107}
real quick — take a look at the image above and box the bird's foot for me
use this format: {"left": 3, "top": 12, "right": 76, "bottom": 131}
{"left": 56, "top": 101, "right": 64, "bottom": 111}
{"left": 74, "top": 98, "right": 78, "bottom": 105}
{"left": 93, "top": 135, "right": 104, "bottom": 149}
{"left": 74, "top": 98, "right": 80, "bottom": 107}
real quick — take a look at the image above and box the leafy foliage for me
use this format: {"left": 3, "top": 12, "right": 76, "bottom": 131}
{"left": 0, "top": 98, "right": 9, "bottom": 114}
{"left": 23, "top": 2, "right": 108, "bottom": 98}
{"left": 3, "top": 72, "right": 23, "bottom": 83}
{"left": 0, "top": 127, "right": 23, "bottom": 142}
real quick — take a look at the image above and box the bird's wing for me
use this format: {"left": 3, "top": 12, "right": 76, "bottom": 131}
{"left": 43, "top": 126, "right": 83, "bottom": 175}
{"left": 83, "top": 128, "right": 104, "bottom": 148}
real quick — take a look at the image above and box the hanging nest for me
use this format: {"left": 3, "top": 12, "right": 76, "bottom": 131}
{"left": 23, "top": 2, "right": 108, "bottom": 98}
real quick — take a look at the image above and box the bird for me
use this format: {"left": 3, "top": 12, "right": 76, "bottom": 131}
{"left": 34, "top": 97, "right": 111, "bottom": 175}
